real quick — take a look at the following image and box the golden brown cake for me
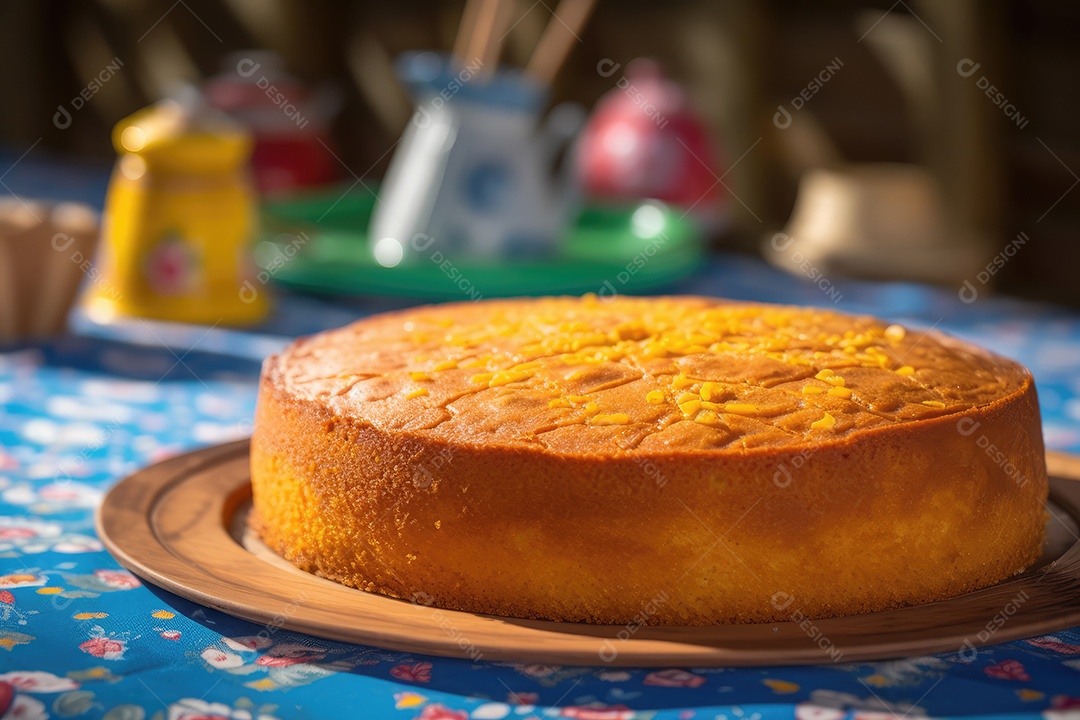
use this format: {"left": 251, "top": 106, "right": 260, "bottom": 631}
{"left": 250, "top": 295, "right": 1047, "bottom": 625}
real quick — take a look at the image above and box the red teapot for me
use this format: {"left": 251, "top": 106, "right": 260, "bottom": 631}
{"left": 205, "top": 51, "right": 340, "bottom": 196}
{"left": 577, "top": 59, "right": 725, "bottom": 226}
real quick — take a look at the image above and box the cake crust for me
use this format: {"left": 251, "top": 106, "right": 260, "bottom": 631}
{"left": 250, "top": 296, "right": 1047, "bottom": 625}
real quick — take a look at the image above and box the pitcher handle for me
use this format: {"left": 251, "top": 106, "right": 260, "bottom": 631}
{"left": 539, "top": 102, "right": 586, "bottom": 207}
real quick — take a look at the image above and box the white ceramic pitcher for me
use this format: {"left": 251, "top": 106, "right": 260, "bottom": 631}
{"left": 370, "top": 52, "right": 583, "bottom": 266}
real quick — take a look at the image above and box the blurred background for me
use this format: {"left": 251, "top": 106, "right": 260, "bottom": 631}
{"left": 0, "top": 0, "right": 1077, "bottom": 335}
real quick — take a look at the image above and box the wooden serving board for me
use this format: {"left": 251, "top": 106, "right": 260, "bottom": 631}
{"left": 96, "top": 441, "right": 1080, "bottom": 666}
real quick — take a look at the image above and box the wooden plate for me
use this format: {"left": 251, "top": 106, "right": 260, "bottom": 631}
{"left": 96, "top": 440, "right": 1080, "bottom": 666}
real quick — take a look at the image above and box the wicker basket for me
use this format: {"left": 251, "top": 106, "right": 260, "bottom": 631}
{"left": 0, "top": 198, "right": 100, "bottom": 340}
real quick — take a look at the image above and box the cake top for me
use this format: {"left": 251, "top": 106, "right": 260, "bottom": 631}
{"left": 270, "top": 295, "right": 1031, "bottom": 453}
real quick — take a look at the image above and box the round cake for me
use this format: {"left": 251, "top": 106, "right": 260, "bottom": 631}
{"left": 250, "top": 295, "right": 1047, "bottom": 625}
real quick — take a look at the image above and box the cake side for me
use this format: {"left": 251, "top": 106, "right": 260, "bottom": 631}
{"left": 250, "top": 297, "right": 1047, "bottom": 625}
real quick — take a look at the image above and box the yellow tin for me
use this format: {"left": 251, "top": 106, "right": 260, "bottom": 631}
{"left": 88, "top": 99, "right": 268, "bottom": 325}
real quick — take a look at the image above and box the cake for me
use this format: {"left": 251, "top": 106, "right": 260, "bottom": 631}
{"left": 250, "top": 295, "right": 1047, "bottom": 625}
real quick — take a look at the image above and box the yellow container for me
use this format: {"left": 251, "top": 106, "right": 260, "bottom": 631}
{"left": 88, "top": 100, "right": 268, "bottom": 325}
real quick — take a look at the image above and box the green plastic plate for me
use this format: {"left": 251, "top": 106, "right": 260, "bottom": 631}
{"left": 259, "top": 187, "right": 704, "bottom": 300}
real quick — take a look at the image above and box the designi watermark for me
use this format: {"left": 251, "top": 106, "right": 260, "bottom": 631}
{"left": 773, "top": 447, "right": 816, "bottom": 489}
{"left": 240, "top": 232, "right": 310, "bottom": 303}
{"left": 774, "top": 57, "right": 844, "bottom": 129}
{"left": 254, "top": 590, "right": 311, "bottom": 646}
{"left": 375, "top": 233, "right": 483, "bottom": 301}
{"left": 414, "top": 60, "right": 485, "bottom": 129}
{"left": 237, "top": 58, "right": 312, "bottom": 129}
{"left": 771, "top": 591, "right": 844, "bottom": 662}
{"left": 957, "top": 59, "right": 1030, "bottom": 130}
{"left": 412, "top": 447, "right": 454, "bottom": 490}
{"left": 957, "top": 589, "right": 1029, "bottom": 662}
{"left": 412, "top": 591, "right": 483, "bottom": 660}
{"left": 958, "top": 231, "right": 1028, "bottom": 303}
{"left": 54, "top": 57, "right": 125, "bottom": 129}
{"left": 597, "top": 232, "right": 670, "bottom": 303}
{"left": 599, "top": 591, "right": 670, "bottom": 662}
{"left": 956, "top": 417, "right": 1029, "bottom": 488}
{"left": 769, "top": 233, "right": 843, "bottom": 303}
{"left": 633, "top": 455, "right": 668, "bottom": 489}
{"left": 596, "top": 59, "right": 669, "bottom": 129}
{"left": 51, "top": 232, "right": 122, "bottom": 303}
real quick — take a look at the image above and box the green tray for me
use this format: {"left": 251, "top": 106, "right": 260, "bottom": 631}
{"left": 259, "top": 187, "right": 704, "bottom": 300}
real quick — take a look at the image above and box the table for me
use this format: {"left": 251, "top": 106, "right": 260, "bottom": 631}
{"left": 3, "top": 254, "right": 1080, "bottom": 719}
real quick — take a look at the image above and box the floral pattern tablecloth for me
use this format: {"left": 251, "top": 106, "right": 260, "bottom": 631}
{"left": 3, "top": 254, "right": 1080, "bottom": 720}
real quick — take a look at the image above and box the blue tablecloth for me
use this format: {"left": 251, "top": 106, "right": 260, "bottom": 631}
{"left": 3, "top": 254, "right": 1080, "bottom": 719}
